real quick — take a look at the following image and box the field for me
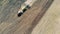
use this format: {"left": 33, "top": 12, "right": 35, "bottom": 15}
{"left": 0, "top": 0, "right": 55, "bottom": 34}
{"left": 31, "top": 0, "right": 60, "bottom": 34}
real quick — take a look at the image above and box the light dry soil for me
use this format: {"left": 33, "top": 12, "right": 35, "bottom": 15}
{"left": 0, "top": 0, "right": 55, "bottom": 34}
{"left": 31, "top": 0, "right": 60, "bottom": 34}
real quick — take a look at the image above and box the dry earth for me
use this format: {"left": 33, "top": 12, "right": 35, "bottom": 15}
{"left": 31, "top": 0, "right": 60, "bottom": 34}
{"left": 0, "top": 0, "right": 53, "bottom": 34}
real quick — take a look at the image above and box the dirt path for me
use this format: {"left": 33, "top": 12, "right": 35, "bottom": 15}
{"left": 31, "top": 0, "right": 60, "bottom": 34}
{"left": 0, "top": 0, "right": 53, "bottom": 34}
